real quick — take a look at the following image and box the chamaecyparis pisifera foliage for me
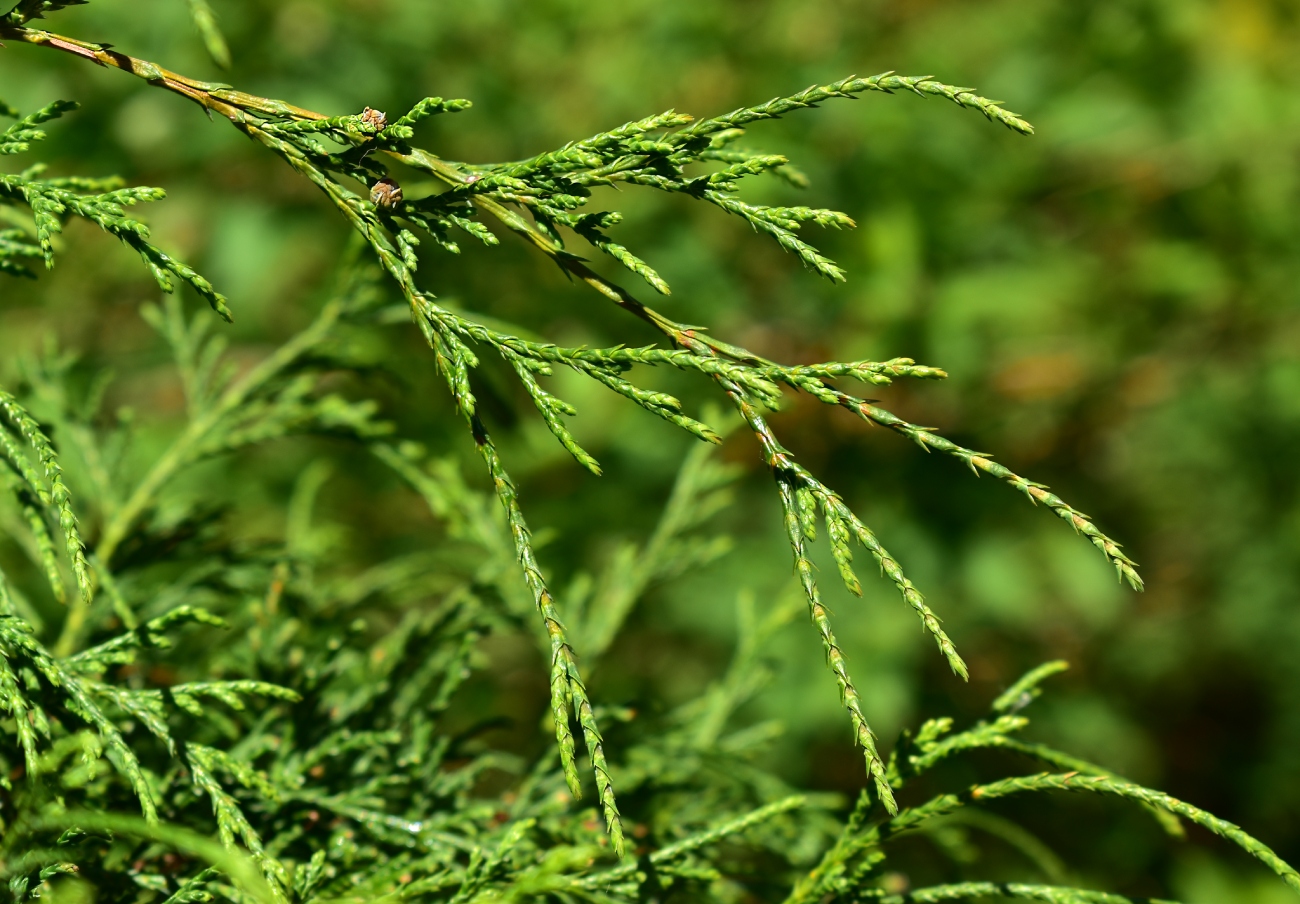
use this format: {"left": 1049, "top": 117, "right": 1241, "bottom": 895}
{"left": 0, "top": 244, "right": 1295, "bottom": 901}
{"left": 3, "top": 384, "right": 1298, "bottom": 904}
{"left": 0, "top": 99, "right": 233, "bottom": 322}
{"left": 0, "top": 3, "right": 1292, "bottom": 901}
{"left": 0, "top": 9, "right": 1146, "bottom": 841}
{"left": 0, "top": 266, "right": 816, "bottom": 903}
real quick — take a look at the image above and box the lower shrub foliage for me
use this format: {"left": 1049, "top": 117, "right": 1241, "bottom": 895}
{"left": 0, "top": 272, "right": 1294, "bottom": 902}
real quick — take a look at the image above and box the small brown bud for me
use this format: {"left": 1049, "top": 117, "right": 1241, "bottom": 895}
{"left": 370, "top": 176, "right": 403, "bottom": 209}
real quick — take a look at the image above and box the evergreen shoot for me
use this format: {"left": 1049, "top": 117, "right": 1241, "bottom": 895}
{"left": 0, "top": 3, "right": 1291, "bottom": 901}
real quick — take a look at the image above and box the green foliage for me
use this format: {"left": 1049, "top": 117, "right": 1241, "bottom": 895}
{"left": 0, "top": 1, "right": 1294, "bottom": 901}
{"left": 1, "top": 1, "right": 87, "bottom": 27}
{"left": 0, "top": 100, "right": 232, "bottom": 321}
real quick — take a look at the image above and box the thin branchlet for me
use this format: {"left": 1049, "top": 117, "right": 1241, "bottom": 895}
{"left": 868, "top": 882, "right": 1176, "bottom": 902}
{"left": 880, "top": 773, "right": 1300, "bottom": 894}
{"left": 0, "top": 100, "right": 233, "bottom": 320}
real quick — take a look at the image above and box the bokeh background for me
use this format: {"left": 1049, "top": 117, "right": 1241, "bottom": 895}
{"left": 3, "top": 0, "right": 1299, "bottom": 899}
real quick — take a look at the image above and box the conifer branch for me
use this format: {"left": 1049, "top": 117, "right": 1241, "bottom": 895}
{"left": 881, "top": 773, "right": 1300, "bottom": 894}
{"left": 456, "top": 387, "right": 626, "bottom": 858}
{"left": 868, "top": 883, "right": 1175, "bottom": 903}
{"left": 1, "top": 100, "right": 233, "bottom": 320}
{"left": 669, "top": 73, "right": 1034, "bottom": 141}
{"left": 777, "top": 469, "right": 896, "bottom": 813}
{"left": 842, "top": 398, "right": 1141, "bottom": 589}
{"left": 11, "top": 20, "right": 1273, "bottom": 904}
{"left": 0, "top": 391, "right": 90, "bottom": 604}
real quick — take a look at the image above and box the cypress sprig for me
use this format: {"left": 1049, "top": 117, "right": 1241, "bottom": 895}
{"left": 847, "top": 397, "right": 1143, "bottom": 589}
{"left": 0, "top": 637, "right": 42, "bottom": 774}
{"left": 883, "top": 773, "right": 1300, "bottom": 894}
{"left": 777, "top": 474, "right": 896, "bottom": 815}
{"left": 0, "top": 467, "right": 68, "bottom": 605}
{"left": 992, "top": 660, "right": 1071, "bottom": 713}
{"left": 759, "top": 356, "right": 950, "bottom": 387}
{"left": 752, "top": 352, "right": 1140, "bottom": 588}
{"left": 0, "top": 101, "right": 233, "bottom": 320}
{"left": 492, "top": 109, "right": 696, "bottom": 180}
{"left": 2, "top": 1, "right": 88, "bottom": 27}
{"left": 699, "top": 140, "right": 811, "bottom": 189}
{"left": 261, "top": 113, "right": 378, "bottom": 137}
{"left": 868, "top": 882, "right": 1172, "bottom": 902}
{"left": 0, "top": 227, "right": 44, "bottom": 277}
{"left": 703, "top": 193, "right": 854, "bottom": 281}
{"left": 185, "top": 745, "right": 291, "bottom": 899}
{"left": 501, "top": 346, "right": 603, "bottom": 475}
{"left": 888, "top": 664, "right": 1182, "bottom": 836}
{"left": 669, "top": 72, "right": 1035, "bottom": 142}
{"left": 813, "top": 450, "right": 967, "bottom": 686}
{"left": 467, "top": 404, "right": 627, "bottom": 857}
{"left": 0, "top": 98, "right": 78, "bottom": 153}
{"left": 900, "top": 714, "right": 1032, "bottom": 777}
{"left": 0, "top": 613, "right": 159, "bottom": 820}
{"left": 0, "top": 390, "right": 90, "bottom": 605}
{"left": 63, "top": 606, "right": 228, "bottom": 673}
{"left": 569, "top": 221, "right": 672, "bottom": 295}
{"left": 383, "top": 96, "right": 473, "bottom": 137}
{"left": 787, "top": 662, "right": 1300, "bottom": 904}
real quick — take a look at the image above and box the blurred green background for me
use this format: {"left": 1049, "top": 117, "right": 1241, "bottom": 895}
{"left": 3, "top": 0, "right": 1299, "bottom": 899}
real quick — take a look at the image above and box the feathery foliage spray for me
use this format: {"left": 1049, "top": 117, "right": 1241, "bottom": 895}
{"left": 0, "top": 2, "right": 1292, "bottom": 901}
